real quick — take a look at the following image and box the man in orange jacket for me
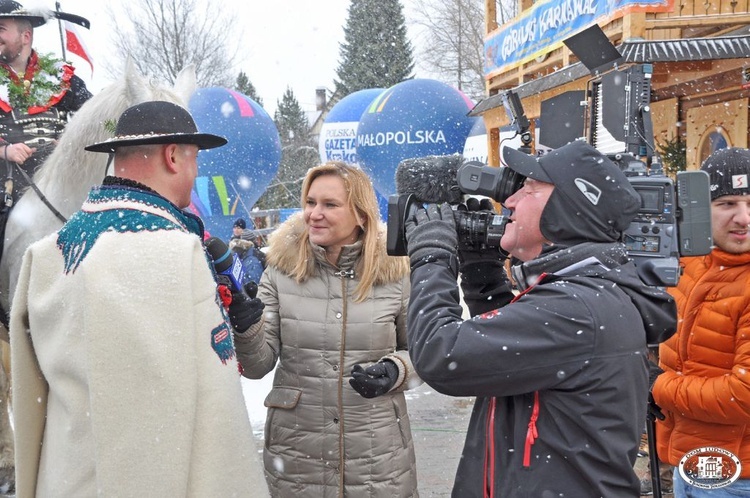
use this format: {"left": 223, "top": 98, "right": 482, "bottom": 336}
{"left": 652, "top": 147, "right": 750, "bottom": 496}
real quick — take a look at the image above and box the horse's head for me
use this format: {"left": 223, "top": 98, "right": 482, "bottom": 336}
{"left": 33, "top": 61, "right": 198, "bottom": 209}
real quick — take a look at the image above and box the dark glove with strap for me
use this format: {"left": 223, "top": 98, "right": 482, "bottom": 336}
{"left": 457, "top": 198, "right": 513, "bottom": 314}
{"left": 457, "top": 197, "right": 509, "bottom": 276}
{"left": 228, "top": 281, "right": 265, "bottom": 334}
{"left": 349, "top": 360, "right": 399, "bottom": 398}
{"left": 647, "top": 360, "right": 665, "bottom": 421}
{"left": 404, "top": 203, "right": 458, "bottom": 272}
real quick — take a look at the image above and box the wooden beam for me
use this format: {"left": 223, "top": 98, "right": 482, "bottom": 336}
{"left": 652, "top": 63, "right": 749, "bottom": 100}
{"left": 645, "top": 13, "right": 750, "bottom": 29}
{"left": 623, "top": 12, "right": 646, "bottom": 39}
{"left": 488, "top": 126, "right": 501, "bottom": 167}
{"left": 680, "top": 88, "right": 750, "bottom": 110}
{"left": 486, "top": 0, "right": 497, "bottom": 34}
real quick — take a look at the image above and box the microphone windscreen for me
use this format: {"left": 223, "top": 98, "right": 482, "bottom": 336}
{"left": 395, "top": 154, "right": 464, "bottom": 204}
{"left": 205, "top": 237, "right": 234, "bottom": 273}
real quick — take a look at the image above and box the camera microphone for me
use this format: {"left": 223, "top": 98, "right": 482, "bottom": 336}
{"left": 395, "top": 154, "right": 464, "bottom": 203}
{"left": 205, "top": 236, "right": 246, "bottom": 295}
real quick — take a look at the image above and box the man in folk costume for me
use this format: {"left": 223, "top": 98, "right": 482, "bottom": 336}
{"left": 10, "top": 101, "right": 268, "bottom": 497}
{"left": 0, "top": 0, "right": 91, "bottom": 211}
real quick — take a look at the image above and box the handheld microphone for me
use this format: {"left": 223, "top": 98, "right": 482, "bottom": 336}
{"left": 395, "top": 154, "right": 464, "bottom": 203}
{"left": 205, "top": 237, "right": 246, "bottom": 295}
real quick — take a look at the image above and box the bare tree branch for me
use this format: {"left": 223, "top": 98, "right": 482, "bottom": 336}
{"left": 410, "top": 0, "right": 516, "bottom": 101}
{"left": 105, "top": 0, "right": 240, "bottom": 87}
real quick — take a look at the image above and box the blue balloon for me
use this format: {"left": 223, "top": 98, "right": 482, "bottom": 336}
{"left": 356, "top": 79, "right": 479, "bottom": 197}
{"left": 188, "top": 87, "right": 281, "bottom": 238}
{"left": 318, "top": 88, "right": 384, "bottom": 165}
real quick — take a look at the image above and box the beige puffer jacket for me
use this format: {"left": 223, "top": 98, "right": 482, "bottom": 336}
{"left": 235, "top": 213, "right": 421, "bottom": 497}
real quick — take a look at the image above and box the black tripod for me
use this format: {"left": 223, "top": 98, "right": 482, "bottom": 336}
{"left": 646, "top": 414, "right": 662, "bottom": 498}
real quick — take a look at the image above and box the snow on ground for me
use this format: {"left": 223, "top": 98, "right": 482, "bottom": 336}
{"left": 241, "top": 375, "right": 274, "bottom": 437}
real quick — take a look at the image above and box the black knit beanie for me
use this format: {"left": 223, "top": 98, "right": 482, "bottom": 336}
{"left": 701, "top": 147, "right": 750, "bottom": 201}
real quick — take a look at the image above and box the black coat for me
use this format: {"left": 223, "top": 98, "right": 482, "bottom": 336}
{"left": 407, "top": 243, "right": 676, "bottom": 497}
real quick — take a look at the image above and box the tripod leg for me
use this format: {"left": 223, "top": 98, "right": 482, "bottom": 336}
{"left": 646, "top": 416, "right": 662, "bottom": 498}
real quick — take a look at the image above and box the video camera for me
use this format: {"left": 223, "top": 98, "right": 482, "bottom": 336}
{"left": 386, "top": 90, "right": 532, "bottom": 258}
{"left": 585, "top": 63, "right": 712, "bottom": 286}
{"left": 387, "top": 65, "right": 712, "bottom": 287}
{"left": 386, "top": 161, "right": 521, "bottom": 256}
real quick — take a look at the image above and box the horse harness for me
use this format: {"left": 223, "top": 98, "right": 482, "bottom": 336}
{"left": 0, "top": 108, "right": 71, "bottom": 222}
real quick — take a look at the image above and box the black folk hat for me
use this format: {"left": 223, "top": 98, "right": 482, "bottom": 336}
{"left": 85, "top": 100, "right": 227, "bottom": 153}
{"left": 0, "top": 0, "right": 46, "bottom": 28}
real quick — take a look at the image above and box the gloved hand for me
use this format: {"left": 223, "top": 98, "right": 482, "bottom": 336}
{"left": 455, "top": 198, "right": 514, "bottom": 314}
{"left": 647, "top": 361, "right": 665, "bottom": 421}
{"left": 349, "top": 360, "right": 399, "bottom": 398}
{"left": 648, "top": 393, "right": 664, "bottom": 421}
{"left": 456, "top": 197, "right": 508, "bottom": 276}
{"left": 404, "top": 203, "right": 457, "bottom": 269}
{"left": 228, "top": 281, "right": 264, "bottom": 333}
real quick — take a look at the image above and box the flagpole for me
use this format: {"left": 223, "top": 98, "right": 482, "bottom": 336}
{"left": 56, "top": 2, "right": 67, "bottom": 61}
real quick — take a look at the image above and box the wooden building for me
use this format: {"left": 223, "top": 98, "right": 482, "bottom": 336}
{"left": 472, "top": 0, "right": 750, "bottom": 170}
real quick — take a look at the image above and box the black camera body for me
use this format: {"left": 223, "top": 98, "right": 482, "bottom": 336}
{"left": 386, "top": 159, "right": 524, "bottom": 257}
{"left": 387, "top": 194, "right": 510, "bottom": 257}
{"left": 622, "top": 171, "right": 712, "bottom": 286}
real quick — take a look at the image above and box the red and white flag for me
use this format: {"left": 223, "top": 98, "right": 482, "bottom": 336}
{"left": 63, "top": 20, "right": 93, "bottom": 75}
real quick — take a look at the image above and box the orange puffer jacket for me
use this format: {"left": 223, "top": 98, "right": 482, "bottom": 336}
{"left": 654, "top": 249, "right": 750, "bottom": 478}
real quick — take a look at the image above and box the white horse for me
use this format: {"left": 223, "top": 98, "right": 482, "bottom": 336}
{"left": 0, "top": 60, "right": 197, "bottom": 492}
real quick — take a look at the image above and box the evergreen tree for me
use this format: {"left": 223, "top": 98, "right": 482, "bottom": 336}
{"left": 256, "top": 88, "right": 318, "bottom": 209}
{"left": 234, "top": 71, "right": 263, "bottom": 107}
{"left": 334, "top": 0, "right": 415, "bottom": 96}
{"left": 273, "top": 88, "right": 310, "bottom": 148}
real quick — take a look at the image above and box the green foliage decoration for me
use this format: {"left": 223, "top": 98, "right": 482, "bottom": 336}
{"left": 657, "top": 135, "right": 687, "bottom": 178}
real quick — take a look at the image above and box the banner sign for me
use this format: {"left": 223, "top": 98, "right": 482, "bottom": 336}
{"left": 484, "top": 0, "right": 673, "bottom": 77}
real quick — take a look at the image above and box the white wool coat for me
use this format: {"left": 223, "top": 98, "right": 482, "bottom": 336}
{"left": 9, "top": 184, "right": 267, "bottom": 497}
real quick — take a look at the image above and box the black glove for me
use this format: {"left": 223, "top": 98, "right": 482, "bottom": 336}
{"left": 647, "top": 393, "right": 664, "bottom": 421}
{"left": 456, "top": 198, "right": 508, "bottom": 276}
{"left": 647, "top": 361, "right": 665, "bottom": 421}
{"left": 228, "top": 281, "right": 264, "bottom": 333}
{"left": 349, "top": 360, "right": 399, "bottom": 398}
{"left": 455, "top": 198, "right": 514, "bottom": 314}
{"left": 404, "top": 203, "right": 457, "bottom": 270}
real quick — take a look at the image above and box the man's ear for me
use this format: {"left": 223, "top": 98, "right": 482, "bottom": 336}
{"left": 163, "top": 144, "right": 180, "bottom": 174}
{"left": 21, "top": 28, "right": 32, "bottom": 47}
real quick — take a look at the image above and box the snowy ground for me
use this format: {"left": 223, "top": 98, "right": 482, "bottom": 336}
{"left": 241, "top": 375, "right": 274, "bottom": 439}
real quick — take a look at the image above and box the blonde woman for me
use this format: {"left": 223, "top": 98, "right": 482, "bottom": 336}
{"left": 235, "top": 161, "right": 421, "bottom": 497}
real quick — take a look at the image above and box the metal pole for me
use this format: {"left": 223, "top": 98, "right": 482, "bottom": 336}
{"left": 646, "top": 415, "right": 662, "bottom": 498}
{"left": 55, "top": 2, "right": 67, "bottom": 61}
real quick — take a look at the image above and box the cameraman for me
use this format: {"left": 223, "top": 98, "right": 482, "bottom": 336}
{"left": 404, "top": 139, "right": 676, "bottom": 497}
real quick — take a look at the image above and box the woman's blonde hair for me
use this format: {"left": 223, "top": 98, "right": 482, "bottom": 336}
{"left": 291, "top": 161, "right": 384, "bottom": 302}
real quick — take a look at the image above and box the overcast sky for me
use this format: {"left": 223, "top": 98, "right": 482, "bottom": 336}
{"left": 28, "top": 0, "right": 432, "bottom": 117}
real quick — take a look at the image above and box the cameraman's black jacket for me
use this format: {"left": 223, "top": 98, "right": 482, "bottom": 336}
{"left": 407, "top": 242, "right": 676, "bottom": 498}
